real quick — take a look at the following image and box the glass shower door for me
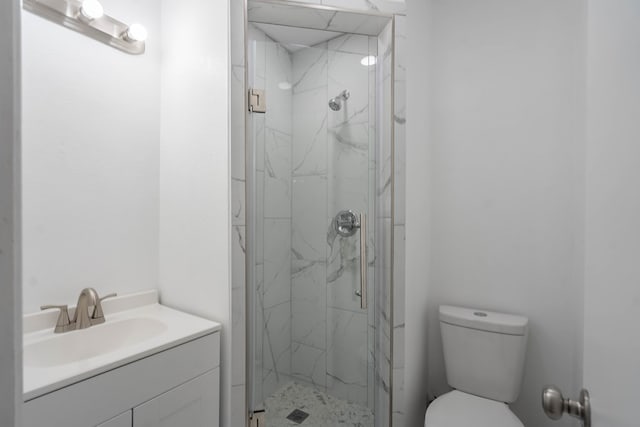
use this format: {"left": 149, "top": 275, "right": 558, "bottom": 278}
{"left": 247, "top": 25, "right": 383, "bottom": 426}
{"left": 324, "top": 35, "right": 377, "bottom": 409}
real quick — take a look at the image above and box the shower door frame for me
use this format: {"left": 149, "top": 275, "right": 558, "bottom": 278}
{"left": 243, "top": 2, "right": 396, "bottom": 426}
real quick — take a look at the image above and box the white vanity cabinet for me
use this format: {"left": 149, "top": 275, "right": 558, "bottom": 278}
{"left": 23, "top": 330, "right": 221, "bottom": 427}
{"left": 97, "top": 411, "right": 133, "bottom": 427}
{"left": 95, "top": 368, "right": 220, "bottom": 427}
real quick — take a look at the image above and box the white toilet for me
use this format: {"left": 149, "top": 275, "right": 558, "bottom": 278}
{"left": 425, "top": 305, "right": 529, "bottom": 427}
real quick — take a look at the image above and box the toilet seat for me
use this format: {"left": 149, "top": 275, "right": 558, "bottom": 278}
{"left": 424, "top": 390, "right": 524, "bottom": 427}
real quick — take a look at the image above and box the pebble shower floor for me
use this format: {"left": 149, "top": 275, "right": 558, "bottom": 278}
{"left": 263, "top": 382, "right": 374, "bottom": 426}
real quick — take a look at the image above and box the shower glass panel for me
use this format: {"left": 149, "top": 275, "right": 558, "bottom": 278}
{"left": 247, "top": 12, "right": 391, "bottom": 426}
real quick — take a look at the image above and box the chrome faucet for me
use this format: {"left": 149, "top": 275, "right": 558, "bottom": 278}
{"left": 41, "top": 288, "right": 117, "bottom": 333}
{"left": 73, "top": 287, "right": 99, "bottom": 329}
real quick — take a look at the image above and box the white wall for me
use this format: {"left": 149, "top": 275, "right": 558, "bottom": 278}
{"left": 21, "top": 0, "right": 161, "bottom": 313}
{"left": 22, "top": 1, "right": 232, "bottom": 424}
{"left": 584, "top": 1, "right": 640, "bottom": 426}
{"left": 0, "top": 0, "right": 21, "bottom": 425}
{"left": 406, "top": 1, "right": 586, "bottom": 426}
{"left": 158, "top": 0, "right": 230, "bottom": 425}
{"left": 404, "top": 0, "right": 432, "bottom": 425}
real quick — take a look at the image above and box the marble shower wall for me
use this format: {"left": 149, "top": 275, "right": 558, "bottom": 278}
{"left": 249, "top": 25, "right": 294, "bottom": 405}
{"left": 392, "top": 15, "right": 407, "bottom": 427}
{"left": 375, "top": 20, "right": 393, "bottom": 426}
{"left": 290, "top": 34, "right": 378, "bottom": 409}
{"left": 325, "top": 34, "right": 376, "bottom": 408}
{"left": 290, "top": 41, "right": 329, "bottom": 394}
{"left": 266, "top": 0, "right": 405, "bottom": 15}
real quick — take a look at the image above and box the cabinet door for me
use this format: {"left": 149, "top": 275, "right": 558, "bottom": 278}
{"left": 97, "top": 411, "right": 132, "bottom": 427}
{"left": 133, "top": 368, "right": 219, "bottom": 427}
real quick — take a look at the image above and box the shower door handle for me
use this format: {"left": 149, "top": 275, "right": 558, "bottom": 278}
{"left": 358, "top": 213, "right": 367, "bottom": 309}
{"left": 333, "top": 210, "right": 367, "bottom": 310}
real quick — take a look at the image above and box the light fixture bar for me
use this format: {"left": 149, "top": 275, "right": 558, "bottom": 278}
{"left": 23, "top": 0, "right": 146, "bottom": 55}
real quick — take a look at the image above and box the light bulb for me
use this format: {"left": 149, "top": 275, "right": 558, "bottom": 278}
{"left": 278, "top": 81, "right": 292, "bottom": 90}
{"left": 80, "top": 0, "right": 104, "bottom": 20}
{"left": 125, "top": 23, "right": 148, "bottom": 42}
{"left": 360, "top": 55, "right": 377, "bottom": 66}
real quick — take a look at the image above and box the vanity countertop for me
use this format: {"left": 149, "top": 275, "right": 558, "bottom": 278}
{"left": 23, "top": 290, "right": 221, "bottom": 401}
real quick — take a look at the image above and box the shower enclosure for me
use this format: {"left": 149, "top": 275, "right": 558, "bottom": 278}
{"left": 245, "top": 2, "right": 395, "bottom": 425}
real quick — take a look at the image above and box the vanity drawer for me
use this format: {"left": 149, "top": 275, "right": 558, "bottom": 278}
{"left": 23, "top": 331, "right": 220, "bottom": 427}
{"left": 133, "top": 368, "right": 219, "bottom": 427}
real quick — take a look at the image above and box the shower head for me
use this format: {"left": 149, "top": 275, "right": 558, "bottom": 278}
{"left": 329, "top": 98, "right": 341, "bottom": 111}
{"left": 328, "top": 89, "right": 350, "bottom": 111}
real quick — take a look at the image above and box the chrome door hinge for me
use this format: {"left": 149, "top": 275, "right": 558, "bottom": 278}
{"left": 249, "top": 409, "right": 265, "bottom": 427}
{"left": 249, "top": 88, "right": 266, "bottom": 113}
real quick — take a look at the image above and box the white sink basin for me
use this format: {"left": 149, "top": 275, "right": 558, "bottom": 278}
{"left": 24, "top": 317, "right": 168, "bottom": 367}
{"left": 23, "top": 290, "right": 221, "bottom": 401}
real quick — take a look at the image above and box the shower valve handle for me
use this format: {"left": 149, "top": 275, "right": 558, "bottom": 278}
{"left": 335, "top": 210, "right": 360, "bottom": 237}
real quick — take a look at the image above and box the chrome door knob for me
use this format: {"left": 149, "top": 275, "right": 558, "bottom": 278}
{"left": 542, "top": 385, "right": 591, "bottom": 427}
{"left": 542, "top": 386, "right": 567, "bottom": 420}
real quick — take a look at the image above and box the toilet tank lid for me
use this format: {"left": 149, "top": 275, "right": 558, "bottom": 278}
{"left": 439, "top": 305, "right": 528, "bottom": 336}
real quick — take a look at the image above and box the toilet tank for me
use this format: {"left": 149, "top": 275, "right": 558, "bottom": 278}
{"left": 439, "top": 305, "right": 528, "bottom": 403}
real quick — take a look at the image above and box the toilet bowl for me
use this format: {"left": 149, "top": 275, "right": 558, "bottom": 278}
{"left": 424, "top": 391, "right": 523, "bottom": 427}
{"left": 424, "top": 305, "right": 529, "bottom": 427}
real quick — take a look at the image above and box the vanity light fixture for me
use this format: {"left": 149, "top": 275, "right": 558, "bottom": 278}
{"left": 360, "top": 55, "right": 377, "bottom": 66}
{"left": 79, "top": 0, "right": 103, "bottom": 21}
{"left": 124, "top": 23, "right": 148, "bottom": 42}
{"left": 23, "top": 0, "right": 147, "bottom": 55}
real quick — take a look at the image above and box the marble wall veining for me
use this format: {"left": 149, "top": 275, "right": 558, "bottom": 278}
{"left": 249, "top": 25, "right": 294, "bottom": 405}
{"left": 392, "top": 15, "right": 407, "bottom": 427}
{"left": 290, "top": 42, "right": 330, "bottom": 395}
{"left": 307, "top": 0, "right": 406, "bottom": 15}
{"left": 258, "top": 0, "right": 406, "bottom": 14}
{"left": 326, "top": 34, "right": 376, "bottom": 407}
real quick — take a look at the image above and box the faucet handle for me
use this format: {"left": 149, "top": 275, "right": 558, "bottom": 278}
{"left": 92, "top": 292, "right": 117, "bottom": 321}
{"left": 100, "top": 293, "right": 118, "bottom": 301}
{"left": 40, "top": 304, "right": 72, "bottom": 333}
